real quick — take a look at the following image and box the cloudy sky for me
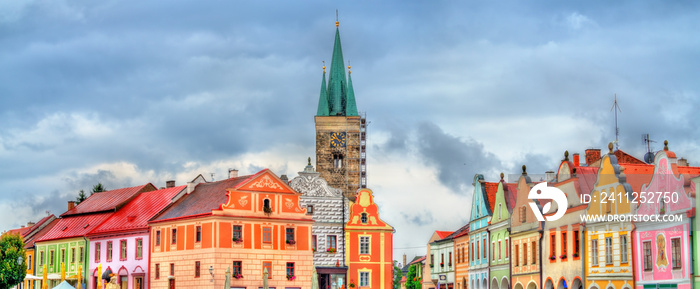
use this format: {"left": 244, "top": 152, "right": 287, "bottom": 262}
{"left": 1, "top": 1, "right": 698, "bottom": 260}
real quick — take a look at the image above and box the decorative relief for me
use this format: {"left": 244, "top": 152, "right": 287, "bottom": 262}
{"left": 251, "top": 175, "right": 283, "bottom": 190}
{"left": 285, "top": 198, "right": 294, "bottom": 209}
{"left": 238, "top": 196, "right": 248, "bottom": 207}
{"left": 289, "top": 168, "right": 342, "bottom": 197}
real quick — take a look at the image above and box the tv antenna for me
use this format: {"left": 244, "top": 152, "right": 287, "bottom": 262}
{"left": 210, "top": 173, "right": 215, "bottom": 182}
{"left": 610, "top": 94, "right": 621, "bottom": 151}
{"left": 642, "top": 133, "right": 656, "bottom": 163}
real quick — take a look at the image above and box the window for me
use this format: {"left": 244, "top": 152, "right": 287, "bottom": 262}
{"left": 233, "top": 225, "right": 242, "bottom": 241}
{"left": 171, "top": 228, "right": 177, "bottom": 245}
{"left": 79, "top": 247, "right": 84, "bottom": 262}
{"left": 120, "top": 240, "right": 127, "bottom": 260}
{"left": 492, "top": 243, "right": 495, "bottom": 261}
{"left": 312, "top": 235, "right": 317, "bottom": 252}
{"left": 462, "top": 247, "right": 466, "bottom": 263}
{"left": 286, "top": 228, "right": 295, "bottom": 243}
{"left": 170, "top": 263, "right": 174, "bottom": 276}
{"left": 498, "top": 204, "right": 502, "bottom": 218}
{"left": 155, "top": 264, "right": 160, "bottom": 279}
{"left": 605, "top": 237, "right": 613, "bottom": 265}
{"left": 360, "top": 236, "right": 370, "bottom": 254}
{"left": 263, "top": 199, "right": 271, "bottom": 212}
{"left": 672, "top": 238, "right": 681, "bottom": 269}
{"left": 505, "top": 239, "right": 509, "bottom": 258}
{"left": 39, "top": 251, "right": 44, "bottom": 266}
{"left": 531, "top": 241, "right": 536, "bottom": 264}
{"left": 562, "top": 232, "right": 567, "bottom": 256}
{"left": 196, "top": 226, "right": 202, "bottom": 243}
{"left": 232, "top": 261, "right": 242, "bottom": 276}
{"left": 441, "top": 253, "right": 444, "bottom": 267}
{"left": 263, "top": 261, "right": 272, "bottom": 278}
{"left": 61, "top": 249, "right": 65, "bottom": 264}
{"left": 95, "top": 244, "right": 101, "bottom": 262}
{"left": 361, "top": 213, "right": 368, "bottom": 224}
{"left": 483, "top": 237, "right": 487, "bottom": 259}
{"left": 263, "top": 227, "right": 272, "bottom": 244}
{"left": 620, "top": 235, "right": 628, "bottom": 263}
{"left": 574, "top": 231, "right": 580, "bottom": 257}
{"left": 327, "top": 235, "right": 337, "bottom": 252}
{"left": 195, "top": 261, "right": 201, "bottom": 277}
{"left": 286, "top": 262, "right": 295, "bottom": 277}
{"left": 71, "top": 248, "right": 76, "bottom": 263}
{"left": 592, "top": 239, "right": 599, "bottom": 266}
{"left": 514, "top": 244, "right": 519, "bottom": 266}
{"left": 498, "top": 241, "right": 502, "bottom": 259}
{"left": 307, "top": 205, "right": 314, "bottom": 214}
{"left": 520, "top": 206, "right": 527, "bottom": 222}
{"left": 360, "top": 272, "right": 370, "bottom": 287}
{"left": 431, "top": 254, "right": 434, "bottom": 267}
{"left": 606, "top": 199, "right": 612, "bottom": 213}
{"left": 136, "top": 239, "right": 143, "bottom": 259}
{"left": 107, "top": 242, "right": 112, "bottom": 262}
{"left": 476, "top": 240, "right": 480, "bottom": 259}
{"left": 156, "top": 230, "right": 161, "bottom": 246}
{"left": 449, "top": 252, "right": 452, "bottom": 266}
{"left": 471, "top": 243, "right": 474, "bottom": 261}
{"left": 333, "top": 154, "right": 343, "bottom": 168}
{"left": 28, "top": 255, "right": 32, "bottom": 269}
{"left": 49, "top": 250, "right": 54, "bottom": 266}
{"left": 642, "top": 241, "right": 652, "bottom": 271}
{"left": 550, "top": 234, "right": 556, "bottom": 259}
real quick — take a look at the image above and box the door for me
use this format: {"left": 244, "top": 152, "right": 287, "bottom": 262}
{"left": 134, "top": 276, "right": 143, "bottom": 289}
{"left": 169, "top": 279, "right": 175, "bottom": 289}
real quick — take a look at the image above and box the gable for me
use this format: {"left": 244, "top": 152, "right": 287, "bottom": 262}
{"left": 469, "top": 174, "right": 492, "bottom": 223}
{"left": 346, "top": 188, "right": 393, "bottom": 230}
{"left": 237, "top": 169, "right": 298, "bottom": 194}
{"left": 638, "top": 151, "right": 690, "bottom": 215}
{"left": 489, "top": 181, "right": 511, "bottom": 224}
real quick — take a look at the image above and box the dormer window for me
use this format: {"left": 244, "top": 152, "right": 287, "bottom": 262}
{"left": 263, "top": 199, "right": 272, "bottom": 215}
{"left": 361, "top": 213, "right": 368, "bottom": 224}
{"left": 333, "top": 154, "right": 343, "bottom": 169}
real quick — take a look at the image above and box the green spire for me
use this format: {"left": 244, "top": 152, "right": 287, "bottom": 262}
{"left": 316, "top": 65, "right": 329, "bottom": 116}
{"left": 345, "top": 66, "right": 358, "bottom": 116}
{"left": 327, "top": 26, "right": 346, "bottom": 116}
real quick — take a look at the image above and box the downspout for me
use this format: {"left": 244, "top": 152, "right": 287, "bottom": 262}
{"left": 82, "top": 237, "right": 89, "bottom": 288}
{"left": 507, "top": 227, "right": 512, "bottom": 289}
{"left": 581, "top": 224, "right": 586, "bottom": 289}
{"left": 539, "top": 223, "right": 544, "bottom": 289}
{"left": 630, "top": 223, "right": 636, "bottom": 289}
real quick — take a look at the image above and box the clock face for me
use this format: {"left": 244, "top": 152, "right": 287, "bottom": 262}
{"left": 330, "top": 132, "right": 346, "bottom": 148}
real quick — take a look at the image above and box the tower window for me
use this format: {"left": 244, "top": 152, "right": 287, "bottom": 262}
{"left": 333, "top": 154, "right": 343, "bottom": 168}
{"left": 361, "top": 213, "right": 368, "bottom": 224}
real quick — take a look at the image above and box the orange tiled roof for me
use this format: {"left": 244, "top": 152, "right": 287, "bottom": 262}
{"left": 484, "top": 182, "right": 499, "bottom": 212}
{"left": 435, "top": 230, "right": 453, "bottom": 239}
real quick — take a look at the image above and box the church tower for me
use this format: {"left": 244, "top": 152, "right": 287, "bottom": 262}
{"left": 315, "top": 20, "right": 367, "bottom": 201}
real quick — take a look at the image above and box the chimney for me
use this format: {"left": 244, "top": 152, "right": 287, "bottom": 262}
{"left": 187, "top": 182, "right": 196, "bottom": 194}
{"left": 585, "top": 149, "right": 601, "bottom": 165}
{"left": 68, "top": 201, "right": 76, "bottom": 211}
{"left": 403, "top": 254, "right": 407, "bottom": 268}
{"left": 678, "top": 158, "right": 689, "bottom": 167}
{"left": 27, "top": 222, "right": 35, "bottom": 228}
{"left": 573, "top": 153, "right": 580, "bottom": 167}
{"left": 166, "top": 180, "right": 175, "bottom": 188}
{"left": 229, "top": 169, "right": 239, "bottom": 179}
{"left": 545, "top": 171, "right": 556, "bottom": 182}
{"left": 280, "top": 175, "right": 289, "bottom": 183}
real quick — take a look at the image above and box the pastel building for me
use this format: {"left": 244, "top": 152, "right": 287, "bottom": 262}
{"left": 488, "top": 173, "right": 515, "bottom": 289}
{"left": 36, "top": 184, "right": 155, "bottom": 288}
{"left": 423, "top": 231, "right": 452, "bottom": 289}
{"left": 584, "top": 144, "right": 635, "bottom": 289}
{"left": 23, "top": 215, "right": 59, "bottom": 289}
{"left": 542, "top": 151, "right": 595, "bottom": 289}
{"left": 345, "top": 188, "right": 394, "bottom": 289}
{"left": 510, "top": 166, "right": 541, "bottom": 289}
{"left": 632, "top": 142, "right": 699, "bottom": 289}
{"left": 452, "top": 227, "right": 469, "bottom": 289}
{"left": 291, "top": 162, "right": 349, "bottom": 289}
{"left": 468, "top": 174, "right": 496, "bottom": 289}
{"left": 149, "top": 169, "right": 314, "bottom": 289}
{"left": 87, "top": 183, "right": 185, "bottom": 289}
{"left": 429, "top": 227, "right": 466, "bottom": 289}
{"left": 692, "top": 176, "right": 700, "bottom": 289}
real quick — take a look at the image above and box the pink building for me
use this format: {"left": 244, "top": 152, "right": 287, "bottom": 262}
{"left": 87, "top": 184, "right": 185, "bottom": 289}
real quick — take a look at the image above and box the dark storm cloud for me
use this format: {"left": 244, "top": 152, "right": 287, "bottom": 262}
{"left": 415, "top": 122, "right": 502, "bottom": 193}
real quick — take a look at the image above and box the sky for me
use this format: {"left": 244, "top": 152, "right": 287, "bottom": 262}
{"left": 1, "top": 0, "right": 699, "bottom": 261}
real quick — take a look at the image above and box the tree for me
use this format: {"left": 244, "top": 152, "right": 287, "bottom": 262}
{"left": 76, "top": 189, "right": 88, "bottom": 204}
{"left": 405, "top": 264, "right": 421, "bottom": 289}
{"left": 91, "top": 183, "right": 106, "bottom": 195}
{"left": 0, "top": 233, "right": 27, "bottom": 288}
{"left": 393, "top": 260, "right": 403, "bottom": 289}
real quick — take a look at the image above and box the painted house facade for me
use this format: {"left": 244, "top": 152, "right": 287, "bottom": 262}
{"left": 87, "top": 184, "right": 185, "bottom": 289}
{"left": 468, "top": 174, "right": 497, "bottom": 289}
{"left": 633, "top": 144, "right": 694, "bottom": 289}
{"left": 488, "top": 173, "right": 512, "bottom": 289}
{"left": 423, "top": 231, "right": 452, "bottom": 289}
{"left": 149, "top": 169, "right": 314, "bottom": 289}
{"left": 35, "top": 184, "right": 155, "bottom": 288}
{"left": 429, "top": 235, "right": 455, "bottom": 289}
{"left": 510, "top": 166, "right": 541, "bottom": 289}
{"left": 345, "top": 188, "right": 394, "bottom": 289}
{"left": 291, "top": 162, "right": 349, "bottom": 289}
{"left": 584, "top": 144, "right": 635, "bottom": 289}
{"left": 452, "top": 228, "right": 469, "bottom": 289}
{"left": 23, "top": 215, "right": 59, "bottom": 289}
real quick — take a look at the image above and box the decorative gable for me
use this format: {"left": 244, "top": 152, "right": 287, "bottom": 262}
{"left": 638, "top": 150, "right": 689, "bottom": 216}
{"left": 489, "top": 176, "right": 511, "bottom": 225}
{"left": 346, "top": 188, "right": 393, "bottom": 230}
{"left": 237, "top": 170, "right": 296, "bottom": 194}
{"left": 588, "top": 144, "right": 634, "bottom": 218}
{"left": 217, "top": 169, "right": 307, "bottom": 217}
{"left": 469, "top": 174, "right": 492, "bottom": 229}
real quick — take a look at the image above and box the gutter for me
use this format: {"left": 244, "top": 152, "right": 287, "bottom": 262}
{"left": 539, "top": 223, "right": 544, "bottom": 289}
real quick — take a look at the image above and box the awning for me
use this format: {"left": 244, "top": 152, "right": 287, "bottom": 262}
{"left": 25, "top": 274, "right": 43, "bottom": 280}
{"left": 47, "top": 273, "right": 62, "bottom": 280}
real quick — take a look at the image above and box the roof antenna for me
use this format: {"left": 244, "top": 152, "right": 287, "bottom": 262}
{"left": 210, "top": 173, "right": 215, "bottom": 182}
{"left": 642, "top": 133, "right": 656, "bottom": 163}
{"left": 610, "top": 94, "right": 621, "bottom": 151}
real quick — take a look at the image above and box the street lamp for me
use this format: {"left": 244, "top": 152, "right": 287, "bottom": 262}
{"left": 17, "top": 256, "right": 23, "bottom": 265}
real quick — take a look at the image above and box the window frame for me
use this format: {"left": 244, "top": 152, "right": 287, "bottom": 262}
{"left": 286, "top": 262, "right": 295, "bottom": 277}
{"left": 263, "top": 227, "right": 272, "bottom": 244}
{"left": 106, "top": 241, "right": 113, "bottom": 262}
{"left": 671, "top": 237, "right": 681, "bottom": 269}
{"left": 592, "top": 239, "right": 599, "bottom": 266}
{"left": 605, "top": 237, "right": 613, "bottom": 265}
{"left": 263, "top": 261, "right": 272, "bottom": 279}
{"left": 233, "top": 225, "right": 243, "bottom": 242}
{"left": 195, "top": 226, "right": 202, "bottom": 243}
{"left": 120, "top": 239, "right": 128, "bottom": 261}
{"left": 95, "top": 243, "right": 101, "bottom": 263}
{"left": 136, "top": 238, "right": 143, "bottom": 260}
{"left": 643, "top": 241, "right": 652, "bottom": 271}
{"left": 195, "top": 261, "right": 201, "bottom": 278}
{"left": 171, "top": 228, "right": 177, "bottom": 245}
{"left": 232, "top": 261, "right": 242, "bottom": 276}
{"left": 620, "top": 234, "right": 628, "bottom": 264}
{"left": 360, "top": 236, "right": 370, "bottom": 255}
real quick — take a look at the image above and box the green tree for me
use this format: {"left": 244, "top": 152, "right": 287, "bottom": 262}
{"left": 393, "top": 260, "right": 403, "bottom": 289}
{"left": 0, "top": 233, "right": 27, "bottom": 288}
{"left": 91, "top": 183, "right": 106, "bottom": 195}
{"left": 405, "top": 264, "right": 421, "bottom": 289}
{"left": 76, "top": 189, "right": 88, "bottom": 204}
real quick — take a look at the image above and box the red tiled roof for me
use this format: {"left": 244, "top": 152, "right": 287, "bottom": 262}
{"left": 410, "top": 255, "right": 426, "bottom": 265}
{"left": 484, "top": 182, "right": 498, "bottom": 212}
{"left": 447, "top": 222, "right": 471, "bottom": 239}
{"left": 575, "top": 166, "right": 599, "bottom": 197}
{"left": 24, "top": 215, "right": 56, "bottom": 237}
{"left": 619, "top": 163, "right": 654, "bottom": 193}
{"left": 615, "top": 150, "right": 646, "bottom": 165}
{"left": 152, "top": 175, "right": 253, "bottom": 222}
{"left": 62, "top": 184, "right": 156, "bottom": 217}
{"left": 24, "top": 218, "right": 59, "bottom": 249}
{"left": 36, "top": 212, "right": 113, "bottom": 242}
{"left": 435, "top": 230, "right": 453, "bottom": 240}
{"left": 3, "top": 227, "right": 30, "bottom": 237}
{"left": 89, "top": 185, "right": 186, "bottom": 235}
{"left": 505, "top": 183, "right": 518, "bottom": 212}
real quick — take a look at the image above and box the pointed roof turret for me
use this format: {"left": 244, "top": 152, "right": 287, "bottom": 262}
{"left": 345, "top": 64, "right": 358, "bottom": 116}
{"left": 316, "top": 64, "right": 329, "bottom": 116}
{"left": 327, "top": 24, "right": 347, "bottom": 116}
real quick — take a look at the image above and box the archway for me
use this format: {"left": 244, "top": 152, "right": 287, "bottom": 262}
{"left": 492, "top": 278, "right": 498, "bottom": 289}
{"left": 572, "top": 278, "right": 582, "bottom": 289}
{"left": 557, "top": 278, "right": 567, "bottom": 289}
{"left": 482, "top": 278, "right": 487, "bottom": 289}
{"left": 514, "top": 283, "right": 524, "bottom": 289}
{"left": 463, "top": 277, "right": 467, "bottom": 289}
{"left": 500, "top": 278, "right": 509, "bottom": 289}
{"left": 544, "top": 278, "right": 554, "bottom": 289}
{"left": 527, "top": 281, "right": 538, "bottom": 289}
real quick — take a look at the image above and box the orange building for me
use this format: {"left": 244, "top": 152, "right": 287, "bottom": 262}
{"left": 345, "top": 188, "right": 394, "bottom": 289}
{"left": 149, "top": 169, "right": 313, "bottom": 289}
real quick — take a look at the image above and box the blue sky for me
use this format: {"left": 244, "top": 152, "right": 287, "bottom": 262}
{"left": 1, "top": 1, "right": 699, "bottom": 260}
